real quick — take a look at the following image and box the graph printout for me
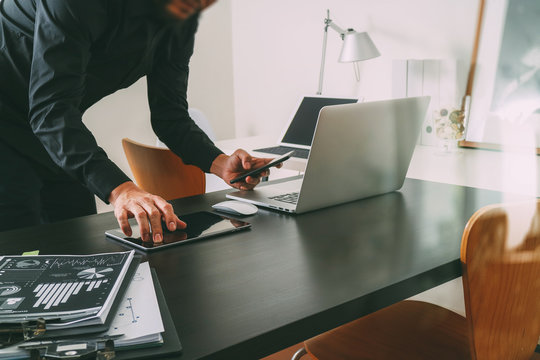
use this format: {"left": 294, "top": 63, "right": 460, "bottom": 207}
{"left": 0, "top": 251, "right": 134, "bottom": 322}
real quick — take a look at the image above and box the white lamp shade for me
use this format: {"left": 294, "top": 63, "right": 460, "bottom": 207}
{"left": 339, "top": 31, "right": 380, "bottom": 63}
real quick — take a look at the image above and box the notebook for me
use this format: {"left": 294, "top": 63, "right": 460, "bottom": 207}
{"left": 253, "top": 96, "right": 358, "bottom": 159}
{"left": 227, "top": 96, "right": 430, "bottom": 214}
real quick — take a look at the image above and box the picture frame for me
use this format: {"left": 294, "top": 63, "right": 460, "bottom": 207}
{"left": 459, "top": 0, "right": 540, "bottom": 153}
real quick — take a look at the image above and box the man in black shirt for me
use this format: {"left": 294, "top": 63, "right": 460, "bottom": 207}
{"left": 0, "top": 0, "right": 273, "bottom": 242}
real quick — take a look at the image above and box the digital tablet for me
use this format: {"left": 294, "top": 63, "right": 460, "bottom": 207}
{"left": 105, "top": 211, "right": 251, "bottom": 252}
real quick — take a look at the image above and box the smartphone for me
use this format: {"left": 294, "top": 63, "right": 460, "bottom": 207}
{"left": 229, "top": 151, "right": 294, "bottom": 184}
{"left": 105, "top": 211, "right": 251, "bottom": 252}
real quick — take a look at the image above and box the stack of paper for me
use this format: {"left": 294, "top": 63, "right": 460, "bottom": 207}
{"left": 103, "top": 261, "right": 164, "bottom": 348}
{"left": 0, "top": 261, "right": 165, "bottom": 359}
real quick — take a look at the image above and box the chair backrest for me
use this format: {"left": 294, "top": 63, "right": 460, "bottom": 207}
{"left": 122, "top": 138, "right": 205, "bottom": 201}
{"left": 461, "top": 200, "right": 540, "bottom": 359}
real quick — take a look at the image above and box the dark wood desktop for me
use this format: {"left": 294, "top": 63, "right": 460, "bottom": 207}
{"left": 0, "top": 178, "right": 503, "bottom": 359}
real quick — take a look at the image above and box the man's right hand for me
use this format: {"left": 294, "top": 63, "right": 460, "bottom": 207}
{"left": 108, "top": 181, "right": 186, "bottom": 243}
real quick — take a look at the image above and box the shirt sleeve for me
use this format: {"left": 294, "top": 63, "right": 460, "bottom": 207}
{"left": 28, "top": 0, "right": 130, "bottom": 203}
{"left": 147, "top": 15, "right": 223, "bottom": 173}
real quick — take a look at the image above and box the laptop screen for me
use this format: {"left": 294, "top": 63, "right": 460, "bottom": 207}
{"left": 281, "top": 97, "right": 358, "bottom": 146}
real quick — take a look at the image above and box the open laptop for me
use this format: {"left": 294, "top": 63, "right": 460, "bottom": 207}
{"left": 253, "top": 96, "right": 358, "bottom": 159}
{"left": 227, "top": 96, "right": 430, "bottom": 214}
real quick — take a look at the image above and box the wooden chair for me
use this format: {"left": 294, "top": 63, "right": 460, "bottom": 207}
{"left": 122, "top": 138, "right": 205, "bottom": 201}
{"left": 291, "top": 200, "right": 540, "bottom": 360}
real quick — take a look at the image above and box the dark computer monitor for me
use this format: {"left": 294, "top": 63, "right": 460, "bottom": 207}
{"left": 280, "top": 96, "right": 358, "bottom": 146}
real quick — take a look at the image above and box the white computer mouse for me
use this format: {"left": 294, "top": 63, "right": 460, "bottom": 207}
{"left": 212, "top": 200, "right": 258, "bottom": 216}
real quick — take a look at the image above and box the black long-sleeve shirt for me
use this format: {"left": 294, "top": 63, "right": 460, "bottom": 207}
{"left": 0, "top": 0, "right": 223, "bottom": 202}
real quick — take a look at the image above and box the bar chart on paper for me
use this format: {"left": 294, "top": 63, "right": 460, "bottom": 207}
{"left": 32, "top": 276, "right": 110, "bottom": 310}
{"left": 0, "top": 252, "right": 134, "bottom": 322}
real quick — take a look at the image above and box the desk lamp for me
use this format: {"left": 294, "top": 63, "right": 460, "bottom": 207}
{"left": 317, "top": 9, "right": 380, "bottom": 95}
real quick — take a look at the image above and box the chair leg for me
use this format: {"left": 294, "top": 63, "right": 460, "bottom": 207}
{"left": 291, "top": 347, "right": 307, "bottom": 360}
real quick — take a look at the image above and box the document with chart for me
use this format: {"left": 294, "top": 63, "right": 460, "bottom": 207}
{"left": 0, "top": 251, "right": 136, "bottom": 329}
{"left": 0, "top": 261, "right": 176, "bottom": 360}
{"left": 106, "top": 261, "right": 164, "bottom": 348}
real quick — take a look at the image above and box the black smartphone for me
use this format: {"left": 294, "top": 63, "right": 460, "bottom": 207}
{"left": 105, "top": 211, "right": 251, "bottom": 252}
{"left": 229, "top": 151, "right": 294, "bottom": 184}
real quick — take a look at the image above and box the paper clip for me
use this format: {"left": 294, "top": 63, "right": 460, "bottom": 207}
{"left": 0, "top": 318, "right": 46, "bottom": 348}
{"left": 27, "top": 339, "right": 116, "bottom": 360}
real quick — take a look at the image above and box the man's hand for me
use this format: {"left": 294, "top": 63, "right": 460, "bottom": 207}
{"left": 109, "top": 182, "right": 186, "bottom": 243}
{"left": 165, "top": 0, "right": 217, "bottom": 20}
{"left": 210, "top": 149, "right": 282, "bottom": 190}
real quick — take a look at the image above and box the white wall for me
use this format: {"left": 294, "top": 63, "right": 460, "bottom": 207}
{"left": 186, "top": 0, "right": 235, "bottom": 140}
{"left": 231, "top": 0, "right": 479, "bottom": 138}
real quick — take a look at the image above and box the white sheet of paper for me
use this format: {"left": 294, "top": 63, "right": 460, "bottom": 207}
{"left": 108, "top": 261, "right": 164, "bottom": 345}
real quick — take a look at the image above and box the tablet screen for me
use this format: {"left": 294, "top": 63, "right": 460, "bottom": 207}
{"left": 105, "top": 211, "right": 250, "bottom": 251}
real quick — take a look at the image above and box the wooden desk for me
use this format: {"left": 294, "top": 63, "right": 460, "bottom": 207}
{"left": 0, "top": 178, "right": 504, "bottom": 359}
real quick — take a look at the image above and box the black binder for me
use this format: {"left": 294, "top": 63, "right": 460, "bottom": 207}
{"left": 2, "top": 267, "right": 182, "bottom": 359}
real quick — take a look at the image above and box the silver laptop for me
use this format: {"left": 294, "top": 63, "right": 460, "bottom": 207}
{"left": 227, "top": 96, "right": 430, "bottom": 214}
{"left": 253, "top": 95, "right": 357, "bottom": 159}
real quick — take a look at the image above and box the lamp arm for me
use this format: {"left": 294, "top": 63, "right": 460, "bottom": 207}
{"left": 326, "top": 20, "right": 347, "bottom": 38}
{"left": 316, "top": 10, "right": 350, "bottom": 95}
{"left": 316, "top": 25, "right": 328, "bottom": 95}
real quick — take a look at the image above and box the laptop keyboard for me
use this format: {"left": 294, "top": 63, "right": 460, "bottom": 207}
{"left": 253, "top": 146, "right": 310, "bottom": 159}
{"left": 269, "top": 192, "right": 299, "bottom": 205}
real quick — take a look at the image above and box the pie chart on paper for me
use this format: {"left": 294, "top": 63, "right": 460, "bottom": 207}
{"left": 77, "top": 267, "right": 114, "bottom": 279}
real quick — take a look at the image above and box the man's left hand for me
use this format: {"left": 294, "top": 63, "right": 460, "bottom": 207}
{"left": 210, "top": 149, "right": 281, "bottom": 190}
